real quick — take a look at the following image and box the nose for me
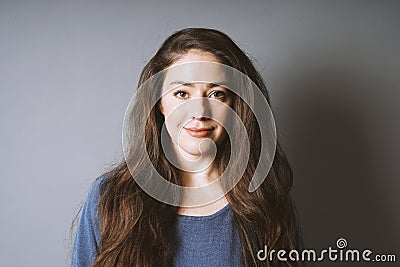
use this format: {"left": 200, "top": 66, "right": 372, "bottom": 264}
{"left": 190, "top": 97, "right": 211, "bottom": 120}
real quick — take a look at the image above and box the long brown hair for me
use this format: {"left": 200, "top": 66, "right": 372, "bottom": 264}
{"left": 93, "top": 28, "right": 303, "bottom": 266}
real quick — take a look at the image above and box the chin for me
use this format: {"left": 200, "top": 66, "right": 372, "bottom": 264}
{"left": 182, "top": 144, "right": 209, "bottom": 156}
{"left": 179, "top": 140, "right": 216, "bottom": 157}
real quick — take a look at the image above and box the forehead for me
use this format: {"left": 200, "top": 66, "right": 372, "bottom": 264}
{"left": 163, "top": 52, "right": 228, "bottom": 90}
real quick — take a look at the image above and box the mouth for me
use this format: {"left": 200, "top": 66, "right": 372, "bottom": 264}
{"left": 183, "top": 127, "right": 215, "bottom": 138}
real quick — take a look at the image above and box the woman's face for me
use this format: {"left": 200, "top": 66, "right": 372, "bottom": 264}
{"left": 159, "top": 50, "right": 233, "bottom": 160}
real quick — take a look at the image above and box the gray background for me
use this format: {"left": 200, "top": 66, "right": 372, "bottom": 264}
{"left": 0, "top": 0, "right": 399, "bottom": 266}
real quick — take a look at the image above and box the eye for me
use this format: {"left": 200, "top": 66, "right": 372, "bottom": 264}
{"left": 209, "top": 90, "right": 226, "bottom": 99}
{"left": 173, "top": 90, "right": 189, "bottom": 99}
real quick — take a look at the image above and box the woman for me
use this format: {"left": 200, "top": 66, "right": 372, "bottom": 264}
{"left": 72, "top": 28, "right": 303, "bottom": 267}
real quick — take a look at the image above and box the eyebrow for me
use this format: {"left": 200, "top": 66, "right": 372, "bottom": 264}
{"left": 169, "top": 81, "right": 230, "bottom": 88}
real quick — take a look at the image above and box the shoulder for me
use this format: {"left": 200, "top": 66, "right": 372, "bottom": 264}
{"left": 85, "top": 174, "right": 109, "bottom": 205}
{"left": 79, "top": 174, "right": 109, "bottom": 221}
{"left": 71, "top": 174, "right": 110, "bottom": 267}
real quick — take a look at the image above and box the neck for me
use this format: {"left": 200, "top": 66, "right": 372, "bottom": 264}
{"left": 177, "top": 158, "right": 229, "bottom": 215}
{"left": 178, "top": 166, "right": 229, "bottom": 216}
{"left": 170, "top": 143, "right": 228, "bottom": 210}
{"left": 180, "top": 164, "right": 220, "bottom": 187}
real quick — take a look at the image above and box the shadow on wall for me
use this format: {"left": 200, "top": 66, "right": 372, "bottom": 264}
{"left": 284, "top": 65, "right": 399, "bottom": 267}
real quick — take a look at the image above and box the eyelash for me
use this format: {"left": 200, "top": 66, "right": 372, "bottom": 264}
{"left": 210, "top": 91, "right": 226, "bottom": 98}
{"left": 173, "top": 90, "right": 188, "bottom": 98}
{"left": 173, "top": 90, "right": 226, "bottom": 99}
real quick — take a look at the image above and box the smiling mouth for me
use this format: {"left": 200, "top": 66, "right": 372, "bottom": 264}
{"left": 184, "top": 127, "right": 215, "bottom": 138}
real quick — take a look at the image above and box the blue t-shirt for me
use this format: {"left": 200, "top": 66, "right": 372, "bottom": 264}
{"left": 71, "top": 177, "right": 242, "bottom": 266}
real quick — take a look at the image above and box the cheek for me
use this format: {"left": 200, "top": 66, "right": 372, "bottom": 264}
{"left": 160, "top": 96, "right": 182, "bottom": 117}
{"left": 215, "top": 124, "right": 228, "bottom": 141}
{"left": 213, "top": 105, "right": 232, "bottom": 127}
{"left": 162, "top": 105, "right": 189, "bottom": 141}
{"left": 159, "top": 98, "right": 168, "bottom": 116}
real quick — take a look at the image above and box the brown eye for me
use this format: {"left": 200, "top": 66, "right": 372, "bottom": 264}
{"left": 209, "top": 90, "right": 226, "bottom": 99}
{"left": 173, "top": 90, "right": 189, "bottom": 99}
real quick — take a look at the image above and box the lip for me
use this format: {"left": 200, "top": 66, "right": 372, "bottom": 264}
{"left": 184, "top": 127, "right": 214, "bottom": 138}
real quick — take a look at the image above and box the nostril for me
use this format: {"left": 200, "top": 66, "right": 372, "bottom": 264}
{"left": 192, "top": 116, "right": 210, "bottom": 121}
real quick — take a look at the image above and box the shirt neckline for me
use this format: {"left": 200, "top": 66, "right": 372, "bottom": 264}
{"left": 177, "top": 204, "right": 231, "bottom": 221}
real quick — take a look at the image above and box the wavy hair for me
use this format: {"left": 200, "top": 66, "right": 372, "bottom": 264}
{"left": 91, "top": 28, "right": 303, "bottom": 266}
